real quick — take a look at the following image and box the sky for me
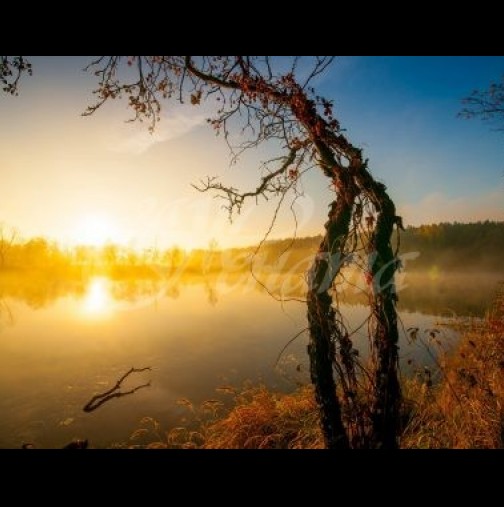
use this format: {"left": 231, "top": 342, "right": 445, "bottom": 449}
{"left": 0, "top": 56, "right": 503, "bottom": 250}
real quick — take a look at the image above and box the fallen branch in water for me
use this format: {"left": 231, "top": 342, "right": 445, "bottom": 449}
{"left": 83, "top": 367, "right": 152, "bottom": 413}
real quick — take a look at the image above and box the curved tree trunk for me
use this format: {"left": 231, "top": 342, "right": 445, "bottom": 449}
{"left": 307, "top": 152, "right": 402, "bottom": 449}
{"left": 182, "top": 59, "right": 404, "bottom": 448}
{"left": 181, "top": 57, "right": 404, "bottom": 449}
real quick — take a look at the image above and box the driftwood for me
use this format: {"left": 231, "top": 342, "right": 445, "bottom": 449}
{"left": 83, "top": 367, "right": 152, "bottom": 413}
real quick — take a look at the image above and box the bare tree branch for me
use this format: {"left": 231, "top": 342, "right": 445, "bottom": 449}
{"left": 83, "top": 367, "right": 151, "bottom": 412}
{"left": 192, "top": 148, "right": 298, "bottom": 219}
{"left": 459, "top": 75, "right": 504, "bottom": 133}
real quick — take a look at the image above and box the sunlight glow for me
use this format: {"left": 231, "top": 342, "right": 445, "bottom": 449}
{"left": 74, "top": 214, "right": 119, "bottom": 247}
{"left": 81, "top": 277, "right": 112, "bottom": 318}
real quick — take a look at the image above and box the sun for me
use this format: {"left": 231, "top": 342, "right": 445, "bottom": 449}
{"left": 75, "top": 214, "right": 119, "bottom": 247}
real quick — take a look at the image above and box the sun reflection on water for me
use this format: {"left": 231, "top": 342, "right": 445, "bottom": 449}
{"left": 81, "top": 277, "right": 113, "bottom": 318}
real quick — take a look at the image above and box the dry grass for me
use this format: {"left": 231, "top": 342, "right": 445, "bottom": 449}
{"left": 123, "top": 286, "right": 504, "bottom": 449}
{"left": 401, "top": 285, "right": 504, "bottom": 448}
{"left": 121, "top": 386, "right": 323, "bottom": 449}
{"left": 202, "top": 386, "right": 323, "bottom": 449}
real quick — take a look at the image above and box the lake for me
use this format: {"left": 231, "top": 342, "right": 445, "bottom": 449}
{"left": 0, "top": 270, "right": 499, "bottom": 448}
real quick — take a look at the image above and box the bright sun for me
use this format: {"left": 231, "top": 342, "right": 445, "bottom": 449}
{"left": 75, "top": 214, "right": 118, "bottom": 247}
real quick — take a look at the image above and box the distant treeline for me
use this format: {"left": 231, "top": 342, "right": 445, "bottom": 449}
{"left": 398, "top": 221, "right": 504, "bottom": 272}
{"left": 0, "top": 221, "right": 503, "bottom": 277}
{"left": 395, "top": 221, "right": 504, "bottom": 272}
{"left": 254, "top": 220, "right": 504, "bottom": 274}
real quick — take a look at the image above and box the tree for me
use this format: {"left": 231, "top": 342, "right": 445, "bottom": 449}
{"left": 459, "top": 75, "right": 504, "bottom": 133}
{"left": 1, "top": 56, "right": 404, "bottom": 448}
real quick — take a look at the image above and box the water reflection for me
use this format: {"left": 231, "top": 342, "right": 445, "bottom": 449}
{"left": 1, "top": 269, "right": 500, "bottom": 317}
{"left": 81, "top": 277, "right": 112, "bottom": 318}
{"left": 0, "top": 269, "right": 501, "bottom": 449}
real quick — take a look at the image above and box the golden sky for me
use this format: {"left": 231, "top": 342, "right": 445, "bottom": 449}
{"left": 0, "top": 56, "right": 502, "bottom": 250}
{"left": 0, "top": 58, "right": 331, "bottom": 249}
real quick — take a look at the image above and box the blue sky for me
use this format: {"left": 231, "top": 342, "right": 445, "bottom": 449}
{"left": 0, "top": 56, "right": 502, "bottom": 249}
{"left": 319, "top": 57, "right": 504, "bottom": 200}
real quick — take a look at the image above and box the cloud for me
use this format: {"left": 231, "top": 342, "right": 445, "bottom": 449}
{"left": 398, "top": 189, "right": 504, "bottom": 226}
{"left": 105, "top": 103, "right": 209, "bottom": 155}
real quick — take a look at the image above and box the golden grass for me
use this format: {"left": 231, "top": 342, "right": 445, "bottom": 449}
{"left": 201, "top": 386, "right": 323, "bottom": 449}
{"left": 121, "top": 386, "right": 323, "bottom": 449}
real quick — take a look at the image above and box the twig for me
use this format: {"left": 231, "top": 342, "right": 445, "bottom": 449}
{"left": 274, "top": 327, "right": 309, "bottom": 368}
{"left": 83, "top": 367, "right": 152, "bottom": 413}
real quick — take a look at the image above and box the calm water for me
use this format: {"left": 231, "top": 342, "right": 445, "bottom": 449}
{"left": 0, "top": 272, "right": 497, "bottom": 448}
